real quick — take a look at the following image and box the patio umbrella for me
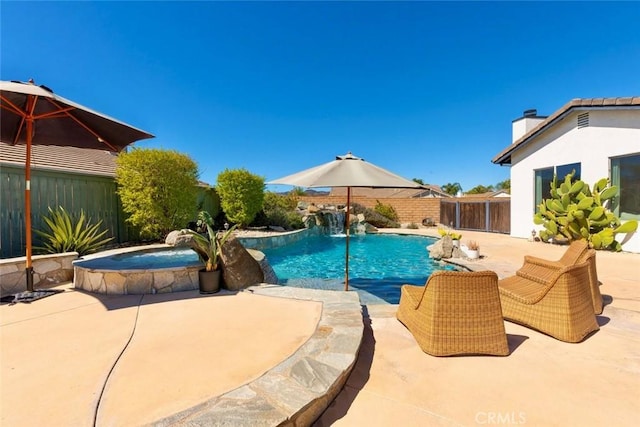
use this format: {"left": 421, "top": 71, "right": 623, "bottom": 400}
{"left": 268, "top": 152, "right": 422, "bottom": 290}
{"left": 0, "top": 79, "right": 154, "bottom": 292}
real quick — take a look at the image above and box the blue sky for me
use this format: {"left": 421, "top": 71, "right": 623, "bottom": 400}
{"left": 2, "top": 1, "right": 639, "bottom": 192}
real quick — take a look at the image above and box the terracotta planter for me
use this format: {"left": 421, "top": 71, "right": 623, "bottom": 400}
{"left": 199, "top": 269, "right": 221, "bottom": 294}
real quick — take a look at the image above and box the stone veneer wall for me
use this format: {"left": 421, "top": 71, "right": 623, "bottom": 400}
{"left": 0, "top": 252, "right": 78, "bottom": 296}
{"left": 238, "top": 227, "right": 323, "bottom": 251}
{"left": 298, "top": 196, "right": 441, "bottom": 224}
{"left": 74, "top": 265, "right": 201, "bottom": 295}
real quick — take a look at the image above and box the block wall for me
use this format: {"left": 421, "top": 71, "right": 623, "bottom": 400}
{"left": 298, "top": 196, "right": 441, "bottom": 224}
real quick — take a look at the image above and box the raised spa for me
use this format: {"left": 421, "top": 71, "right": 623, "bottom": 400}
{"left": 73, "top": 246, "right": 203, "bottom": 295}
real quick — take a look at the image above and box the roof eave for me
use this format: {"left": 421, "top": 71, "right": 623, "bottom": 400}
{"left": 492, "top": 99, "right": 640, "bottom": 166}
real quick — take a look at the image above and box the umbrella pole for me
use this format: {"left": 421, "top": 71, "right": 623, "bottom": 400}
{"left": 25, "top": 110, "right": 34, "bottom": 292}
{"left": 344, "top": 187, "right": 351, "bottom": 291}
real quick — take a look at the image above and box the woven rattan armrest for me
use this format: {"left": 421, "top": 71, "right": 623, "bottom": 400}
{"left": 499, "top": 275, "right": 552, "bottom": 304}
{"left": 517, "top": 256, "right": 564, "bottom": 285}
{"left": 400, "top": 284, "right": 424, "bottom": 309}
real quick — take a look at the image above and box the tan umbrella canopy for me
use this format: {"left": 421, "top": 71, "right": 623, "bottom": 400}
{"left": 0, "top": 79, "right": 154, "bottom": 293}
{"left": 269, "top": 152, "right": 422, "bottom": 290}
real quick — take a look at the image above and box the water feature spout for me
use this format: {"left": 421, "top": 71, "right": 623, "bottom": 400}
{"left": 323, "top": 210, "right": 346, "bottom": 235}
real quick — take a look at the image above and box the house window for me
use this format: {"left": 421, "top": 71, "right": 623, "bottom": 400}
{"left": 611, "top": 154, "right": 640, "bottom": 220}
{"left": 534, "top": 167, "right": 554, "bottom": 209}
{"left": 534, "top": 163, "right": 581, "bottom": 211}
{"left": 556, "top": 162, "right": 581, "bottom": 182}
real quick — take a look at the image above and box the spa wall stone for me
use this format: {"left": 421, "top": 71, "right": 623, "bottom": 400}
{"left": 0, "top": 252, "right": 78, "bottom": 296}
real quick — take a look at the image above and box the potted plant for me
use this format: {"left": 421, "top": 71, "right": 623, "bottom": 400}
{"left": 450, "top": 231, "right": 462, "bottom": 248}
{"left": 466, "top": 240, "right": 480, "bottom": 259}
{"left": 438, "top": 227, "right": 462, "bottom": 248}
{"left": 189, "top": 212, "right": 237, "bottom": 294}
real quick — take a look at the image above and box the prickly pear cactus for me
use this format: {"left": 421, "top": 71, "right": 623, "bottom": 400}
{"left": 533, "top": 172, "right": 638, "bottom": 251}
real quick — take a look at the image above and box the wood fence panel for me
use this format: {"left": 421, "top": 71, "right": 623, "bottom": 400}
{"left": 439, "top": 201, "right": 457, "bottom": 228}
{"left": 460, "top": 202, "right": 486, "bottom": 230}
{"left": 1, "top": 166, "right": 131, "bottom": 259}
{"left": 440, "top": 198, "right": 511, "bottom": 234}
{"left": 1, "top": 171, "right": 26, "bottom": 258}
{"left": 489, "top": 200, "right": 511, "bottom": 233}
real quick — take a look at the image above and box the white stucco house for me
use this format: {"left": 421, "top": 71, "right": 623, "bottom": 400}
{"left": 493, "top": 97, "right": 640, "bottom": 253}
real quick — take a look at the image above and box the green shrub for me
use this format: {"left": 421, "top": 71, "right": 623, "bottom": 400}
{"left": 250, "top": 207, "right": 305, "bottom": 230}
{"left": 116, "top": 148, "right": 198, "bottom": 239}
{"left": 406, "top": 222, "right": 419, "bottom": 229}
{"left": 34, "top": 206, "right": 113, "bottom": 255}
{"left": 216, "top": 168, "right": 265, "bottom": 227}
{"left": 262, "top": 208, "right": 289, "bottom": 229}
{"left": 285, "top": 211, "right": 305, "bottom": 229}
{"left": 374, "top": 200, "right": 399, "bottom": 221}
{"left": 196, "top": 186, "right": 221, "bottom": 220}
{"left": 263, "top": 191, "right": 298, "bottom": 212}
{"left": 352, "top": 203, "right": 400, "bottom": 228}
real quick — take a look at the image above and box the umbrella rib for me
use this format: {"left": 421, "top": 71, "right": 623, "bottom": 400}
{"left": 0, "top": 95, "right": 31, "bottom": 145}
{"left": 1, "top": 98, "right": 27, "bottom": 117}
{"left": 33, "top": 106, "right": 75, "bottom": 120}
{"left": 1, "top": 95, "right": 31, "bottom": 125}
{"left": 44, "top": 97, "right": 119, "bottom": 151}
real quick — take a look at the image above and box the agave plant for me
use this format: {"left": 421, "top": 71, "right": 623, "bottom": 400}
{"left": 34, "top": 206, "right": 114, "bottom": 255}
{"left": 188, "top": 211, "right": 237, "bottom": 271}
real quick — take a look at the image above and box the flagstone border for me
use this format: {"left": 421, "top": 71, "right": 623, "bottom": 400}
{"left": 150, "top": 285, "right": 364, "bottom": 427}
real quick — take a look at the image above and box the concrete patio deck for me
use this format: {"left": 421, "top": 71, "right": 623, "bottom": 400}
{"left": 1, "top": 285, "right": 363, "bottom": 426}
{"left": 1, "top": 229, "right": 639, "bottom": 426}
{"left": 316, "top": 229, "right": 640, "bottom": 426}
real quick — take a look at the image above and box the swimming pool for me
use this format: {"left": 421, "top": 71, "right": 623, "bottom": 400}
{"left": 262, "top": 233, "right": 458, "bottom": 304}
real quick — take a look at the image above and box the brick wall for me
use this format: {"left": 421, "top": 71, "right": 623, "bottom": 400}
{"left": 299, "top": 196, "right": 441, "bottom": 224}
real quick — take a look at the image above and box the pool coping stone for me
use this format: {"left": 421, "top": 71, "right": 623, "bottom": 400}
{"left": 149, "top": 284, "right": 364, "bottom": 427}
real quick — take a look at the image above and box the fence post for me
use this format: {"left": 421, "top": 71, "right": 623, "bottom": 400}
{"left": 455, "top": 201, "right": 460, "bottom": 229}
{"left": 485, "top": 201, "right": 490, "bottom": 232}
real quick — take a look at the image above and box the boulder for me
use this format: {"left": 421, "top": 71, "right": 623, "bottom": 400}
{"left": 247, "top": 249, "right": 278, "bottom": 285}
{"left": 452, "top": 246, "right": 463, "bottom": 258}
{"left": 219, "top": 236, "right": 264, "bottom": 291}
{"left": 441, "top": 235, "right": 454, "bottom": 258}
{"left": 428, "top": 239, "right": 444, "bottom": 259}
{"left": 428, "top": 235, "right": 455, "bottom": 259}
{"left": 308, "top": 204, "right": 320, "bottom": 213}
{"left": 297, "top": 201, "right": 309, "bottom": 210}
{"left": 303, "top": 215, "right": 318, "bottom": 229}
{"left": 165, "top": 229, "right": 196, "bottom": 248}
{"left": 364, "top": 223, "right": 379, "bottom": 233}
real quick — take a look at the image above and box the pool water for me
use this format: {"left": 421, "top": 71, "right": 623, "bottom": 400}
{"left": 75, "top": 247, "right": 201, "bottom": 270}
{"left": 262, "top": 234, "right": 457, "bottom": 304}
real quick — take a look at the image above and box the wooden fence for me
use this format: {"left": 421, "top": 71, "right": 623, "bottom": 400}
{"left": 298, "top": 195, "right": 510, "bottom": 233}
{"left": 440, "top": 199, "right": 510, "bottom": 234}
{"left": 1, "top": 165, "right": 221, "bottom": 259}
{"left": 1, "top": 166, "right": 135, "bottom": 259}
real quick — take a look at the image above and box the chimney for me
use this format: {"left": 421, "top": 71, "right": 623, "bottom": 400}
{"left": 512, "top": 109, "right": 546, "bottom": 143}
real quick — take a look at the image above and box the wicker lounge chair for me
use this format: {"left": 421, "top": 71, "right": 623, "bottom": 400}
{"left": 499, "top": 260, "right": 599, "bottom": 343}
{"left": 516, "top": 240, "right": 603, "bottom": 314}
{"left": 397, "top": 271, "right": 509, "bottom": 356}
